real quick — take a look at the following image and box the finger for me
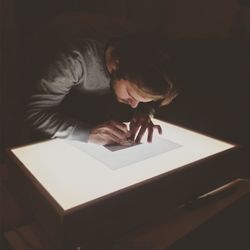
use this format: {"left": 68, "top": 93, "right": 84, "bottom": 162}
{"left": 129, "top": 121, "right": 141, "bottom": 141}
{"left": 147, "top": 125, "right": 154, "bottom": 143}
{"left": 147, "top": 124, "right": 162, "bottom": 143}
{"left": 104, "top": 126, "right": 129, "bottom": 140}
{"left": 103, "top": 131, "right": 124, "bottom": 145}
{"left": 135, "top": 125, "right": 148, "bottom": 144}
{"left": 154, "top": 125, "right": 162, "bottom": 134}
{"left": 120, "top": 139, "right": 135, "bottom": 146}
{"left": 147, "top": 125, "right": 162, "bottom": 143}
{"left": 89, "top": 130, "right": 121, "bottom": 145}
{"left": 105, "top": 133, "right": 135, "bottom": 146}
{"left": 110, "top": 121, "right": 129, "bottom": 134}
{"left": 110, "top": 121, "right": 131, "bottom": 138}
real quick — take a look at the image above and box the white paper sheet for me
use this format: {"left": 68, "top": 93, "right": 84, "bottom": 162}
{"left": 69, "top": 137, "right": 182, "bottom": 170}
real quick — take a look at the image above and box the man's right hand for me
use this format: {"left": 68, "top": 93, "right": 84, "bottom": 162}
{"left": 88, "top": 121, "right": 132, "bottom": 146}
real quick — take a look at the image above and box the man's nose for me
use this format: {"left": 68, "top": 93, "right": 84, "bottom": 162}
{"left": 130, "top": 100, "right": 139, "bottom": 108}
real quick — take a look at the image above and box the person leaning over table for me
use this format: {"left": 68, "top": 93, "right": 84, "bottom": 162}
{"left": 24, "top": 33, "right": 178, "bottom": 146}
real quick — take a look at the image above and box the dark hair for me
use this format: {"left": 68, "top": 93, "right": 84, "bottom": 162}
{"left": 108, "top": 33, "right": 178, "bottom": 106}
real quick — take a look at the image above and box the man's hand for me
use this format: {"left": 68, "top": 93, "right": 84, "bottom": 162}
{"left": 129, "top": 112, "right": 162, "bottom": 144}
{"left": 88, "top": 120, "right": 132, "bottom": 146}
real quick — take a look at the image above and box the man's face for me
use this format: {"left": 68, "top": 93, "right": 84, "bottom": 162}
{"left": 112, "top": 79, "right": 154, "bottom": 108}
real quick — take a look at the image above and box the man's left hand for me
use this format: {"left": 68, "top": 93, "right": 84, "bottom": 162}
{"left": 129, "top": 112, "right": 162, "bottom": 144}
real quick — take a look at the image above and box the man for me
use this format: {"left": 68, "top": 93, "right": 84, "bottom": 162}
{"left": 25, "top": 33, "right": 178, "bottom": 146}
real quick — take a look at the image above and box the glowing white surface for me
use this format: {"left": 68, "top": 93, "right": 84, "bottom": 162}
{"left": 11, "top": 120, "right": 234, "bottom": 211}
{"left": 69, "top": 136, "right": 182, "bottom": 170}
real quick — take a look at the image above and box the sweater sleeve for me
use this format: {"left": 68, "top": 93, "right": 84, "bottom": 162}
{"left": 25, "top": 47, "right": 91, "bottom": 141}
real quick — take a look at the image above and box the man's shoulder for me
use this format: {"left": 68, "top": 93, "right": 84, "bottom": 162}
{"left": 70, "top": 35, "right": 108, "bottom": 51}
{"left": 58, "top": 36, "right": 107, "bottom": 63}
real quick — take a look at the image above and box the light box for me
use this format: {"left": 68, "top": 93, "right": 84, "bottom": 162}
{"left": 11, "top": 119, "right": 234, "bottom": 211}
{"left": 6, "top": 119, "right": 242, "bottom": 249}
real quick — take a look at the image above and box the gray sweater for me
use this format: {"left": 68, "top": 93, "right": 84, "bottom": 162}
{"left": 26, "top": 38, "right": 111, "bottom": 141}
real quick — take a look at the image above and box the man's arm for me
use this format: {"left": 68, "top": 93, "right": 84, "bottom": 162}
{"left": 25, "top": 47, "right": 91, "bottom": 141}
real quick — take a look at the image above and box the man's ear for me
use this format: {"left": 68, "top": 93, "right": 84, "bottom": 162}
{"left": 113, "top": 59, "right": 119, "bottom": 71}
{"left": 106, "top": 46, "right": 119, "bottom": 73}
{"left": 109, "top": 55, "right": 119, "bottom": 73}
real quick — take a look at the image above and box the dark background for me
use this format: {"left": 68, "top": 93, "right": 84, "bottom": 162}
{"left": 1, "top": 0, "right": 250, "bottom": 248}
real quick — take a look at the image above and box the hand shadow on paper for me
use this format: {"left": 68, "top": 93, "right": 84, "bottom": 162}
{"left": 105, "top": 143, "right": 141, "bottom": 152}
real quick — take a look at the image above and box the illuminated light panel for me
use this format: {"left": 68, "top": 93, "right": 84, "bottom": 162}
{"left": 11, "top": 119, "right": 235, "bottom": 211}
